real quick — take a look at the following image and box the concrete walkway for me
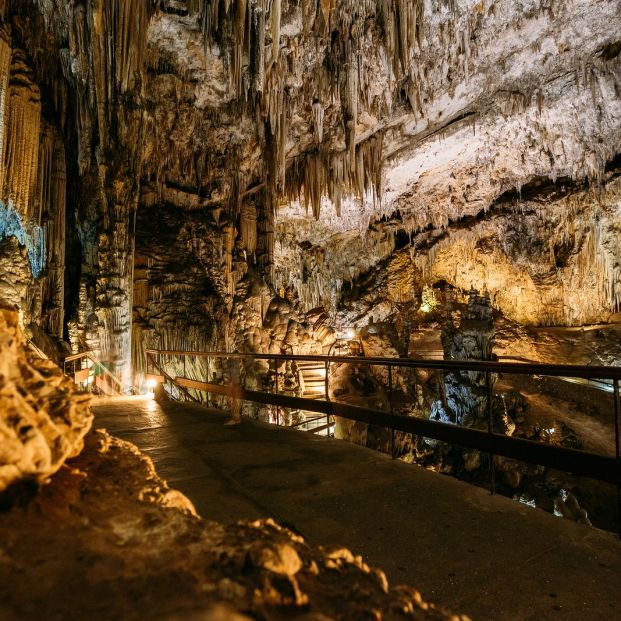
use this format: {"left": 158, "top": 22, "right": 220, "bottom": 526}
{"left": 93, "top": 396, "right": 621, "bottom": 621}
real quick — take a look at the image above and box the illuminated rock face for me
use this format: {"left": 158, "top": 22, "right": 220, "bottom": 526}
{"left": 0, "top": 1, "right": 619, "bottom": 385}
{"left": 0, "top": 307, "right": 92, "bottom": 498}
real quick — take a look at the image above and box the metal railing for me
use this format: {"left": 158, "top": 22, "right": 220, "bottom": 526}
{"left": 146, "top": 348, "right": 621, "bottom": 534}
{"left": 63, "top": 351, "right": 124, "bottom": 396}
{"left": 411, "top": 349, "right": 615, "bottom": 392}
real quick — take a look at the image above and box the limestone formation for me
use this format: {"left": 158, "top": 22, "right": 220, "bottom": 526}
{"left": 0, "top": 307, "right": 92, "bottom": 498}
{"left": 431, "top": 289, "right": 495, "bottom": 427}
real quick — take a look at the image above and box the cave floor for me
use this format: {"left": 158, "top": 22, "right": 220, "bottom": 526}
{"left": 93, "top": 395, "right": 621, "bottom": 621}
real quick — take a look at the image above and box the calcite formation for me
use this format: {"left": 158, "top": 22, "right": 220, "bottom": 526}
{"left": 0, "top": 1, "right": 616, "bottom": 388}
{"left": 0, "top": 307, "right": 92, "bottom": 498}
{"left": 431, "top": 290, "right": 495, "bottom": 427}
{"left": 0, "top": 428, "right": 468, "bottom": 621}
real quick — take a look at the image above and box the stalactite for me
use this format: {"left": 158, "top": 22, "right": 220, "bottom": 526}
{"left": 380, "top": 0, "right": 422, "bottom": 79}
{"left": 270, "top": 0, "right": 281, "bottom": 64}
{"left": 240, "top": 202, "right": 258, "bottom": 255}
{"left": 312, "top": 101, "right": 324, "bottom": 145}
{"left": 0, "top": 26, "right": 10, "bottom": 194}
{"left": 285, "top": 132, "right": 383, "bottom": 219}
{"left": 344, "top": 50, "right": 358, "bottom": 163}
{"left": 43, "top": 131, "right": 67, "bottom": 339}
{"left": 2, "top": 49, "right": 41, "bottom": 221}
{"left": 249, "top": 3, "right": 265, "bottom": 96}
{"left": 91, "top": 0, "right": 156, "bottom": 147}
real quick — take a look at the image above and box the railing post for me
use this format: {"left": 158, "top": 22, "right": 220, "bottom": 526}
{"left": 206, "top": 355, "right": 210, "bottom": 408}
{"left": 325, "top": 360, "right": 330, "bottom": 437}
{"left": 486, "top": 370, "right": 495, "bottom": 495}
{"left": 388, "top": 364, "right": 395, "bottom": 459}
{"left": 274, "top": 358, "right": 280, "bottom": 426}
{"left": 614, "top": 378, "right": 620, "bottom": 538}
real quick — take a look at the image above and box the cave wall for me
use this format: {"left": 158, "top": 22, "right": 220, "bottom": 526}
{"left": 317, "top": 169, "right": 621, "bottom": 328}
{"left": 0, "top": 0, "right": 618, "bottom": 389}
{"left": 0, "top": 1, "right": 155, "bottom": 385}
{"left": 0, "top": 19, "right": 66, "bottom": 348}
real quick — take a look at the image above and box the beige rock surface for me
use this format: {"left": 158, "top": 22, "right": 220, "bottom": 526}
{"left": 0, "top": 306, "right": 92, "bottom": 497}
{"left": 0, "top": 428, "right": 467, "bottom": 621}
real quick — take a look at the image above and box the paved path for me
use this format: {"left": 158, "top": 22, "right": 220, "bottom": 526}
{"left": 93, "top": 396, "right": 621, "bottom": 621}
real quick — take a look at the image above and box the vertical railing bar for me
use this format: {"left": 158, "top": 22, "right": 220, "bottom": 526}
{"left": 206, "top": 355, "right": 210, "bottom": 408}
{"left": 274, "top": 358, "right": 280, "bottom": 426}
{"left": 613, "top": 378, "right": 620, "bottom": 539}
{"left": 486, "top": 370, "right": 495, "bottom": 495}
{"left": 388, "top": 364, "right": 395, "bottom": 459}
{"left": 325, "top": 359, "right": 330, "bottom": 437}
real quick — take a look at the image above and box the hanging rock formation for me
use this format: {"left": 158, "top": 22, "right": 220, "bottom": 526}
{"left": 0, "top": 0, "right": 617, "bottom": 390}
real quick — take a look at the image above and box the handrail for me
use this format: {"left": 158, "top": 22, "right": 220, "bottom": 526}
{"left": 165, "top": 377, "right": 621, "bottom": 485}
{"left": 64, "top": 351, "right": 93, "bottom": 363}
{"left": 63, "top": 350, "right": 124, "bottom": 391}
{"left": 149, "top": 353, "right": 200, "bottom": 404}
{"left": 147, "top": 347, "right": 621, "bottom": 535}
{"left": 146, "top": 349, "right": 621, "bottom": 380}
{"left": 26, "top": 339, "right": 49, "bottom": 360}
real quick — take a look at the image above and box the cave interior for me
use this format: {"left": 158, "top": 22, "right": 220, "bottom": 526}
{"left": 0, "top": 0, "right": 621, "bottom": 619}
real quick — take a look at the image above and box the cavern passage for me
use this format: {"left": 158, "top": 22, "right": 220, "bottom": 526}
{"left": 1, "top": 0, "right": 621, "bottom": 619}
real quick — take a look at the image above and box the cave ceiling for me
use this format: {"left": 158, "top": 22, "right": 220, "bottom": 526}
{"left": 139, "top": 0, "right": 621, "bottom": 229}
{"left": 0, "top": 0, "right": 620, "bottom": 379}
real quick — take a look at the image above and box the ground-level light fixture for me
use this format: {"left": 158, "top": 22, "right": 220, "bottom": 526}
{"left": 144, "top": 374, "right": 164, "bottom": 394}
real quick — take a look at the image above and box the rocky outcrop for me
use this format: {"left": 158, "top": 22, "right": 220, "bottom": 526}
{"left": 431, "top": 290, "right": 495, "bottom": 427}
{"left": 0, "top": 428, "right": 467, "bottom": 620}
{"left": 0, "top": 307, "right": 92, "bottom": 499}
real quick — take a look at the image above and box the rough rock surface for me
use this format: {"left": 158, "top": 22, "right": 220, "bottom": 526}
{"left": 0, "top": 428, "right": 467, "bottom": 621}
{"left": 1, "top": 1, "right": 619, "bottom": 382}
{"left": 0, "top": 307, "right": 92, "bottom": 497}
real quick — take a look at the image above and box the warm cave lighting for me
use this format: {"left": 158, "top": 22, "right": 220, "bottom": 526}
{"left": 144, "top": 374, "right": 164, "bottom": 396}
{"left": 419, "top": 301, "right": 433, "bottom": 313}
{"left": 346, "top": 328, "right": 356, "bottom": 340}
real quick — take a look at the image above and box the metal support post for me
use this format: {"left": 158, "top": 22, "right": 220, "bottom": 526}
{"left": 325, "top": 360, "right": 330, "bottom": 437}
{"left": 486, "top": 370, "right": 495, "bottom": 495}
{"left": 388, "top": 365, "right": 395, "bottom": 459}
{"left": 614, "top": 378, "right": 620, "bottom": 538}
